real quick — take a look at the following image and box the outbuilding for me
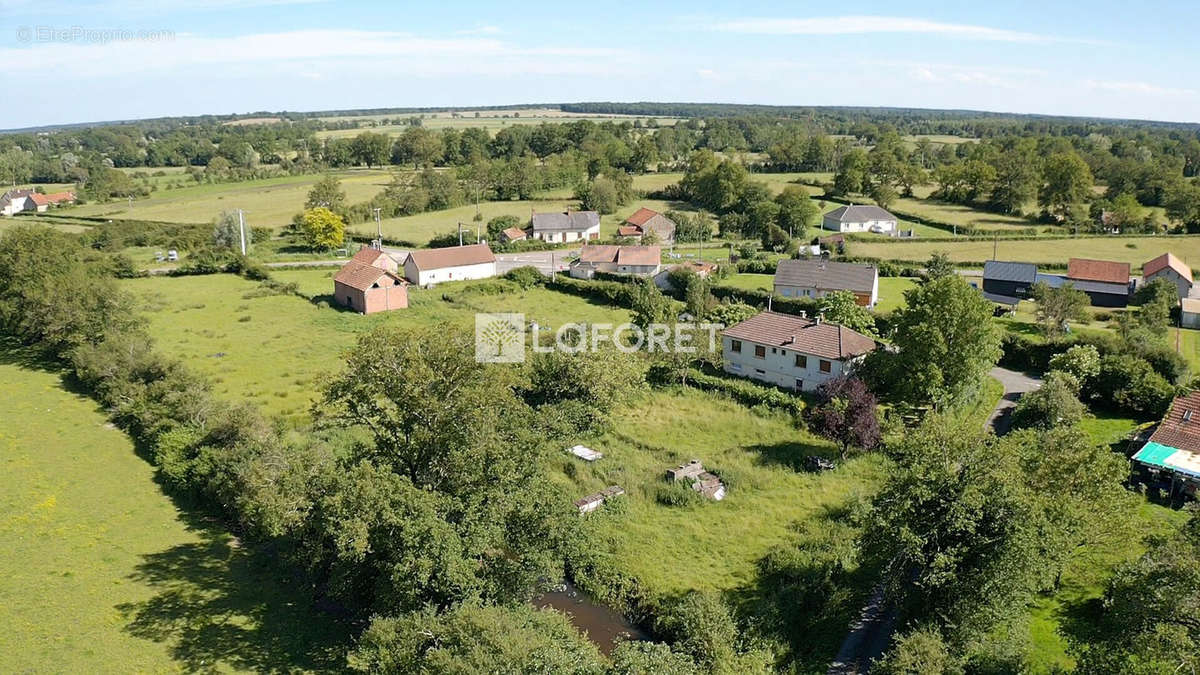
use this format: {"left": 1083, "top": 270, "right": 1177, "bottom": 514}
{"left": 333, "top": 262, "right": 408, "bottom": 314}
{"left": 1143, "top": 253, "right": 1193, "bottom": 300}
{"left": 402, "top": 243, "right": 497, "bottom": 286}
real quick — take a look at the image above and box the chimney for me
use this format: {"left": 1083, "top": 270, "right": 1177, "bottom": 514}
{"left": 798, "top": 310, "right": 806, "bottom": 319}
{"left": 815, "top": 313, "right": 823, "bottom": 325}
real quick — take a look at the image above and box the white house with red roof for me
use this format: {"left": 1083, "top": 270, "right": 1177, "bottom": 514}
{"left": 722, "top": 311, "right": 876, "bottom": 391}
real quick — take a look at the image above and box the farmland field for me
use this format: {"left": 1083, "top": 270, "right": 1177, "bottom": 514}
{"left": 65, "top": 169, "right": 393, "bottom": 228}
{"left": 315, "top": 108, "right": 680, "bottom": 139}
{"left": 0, "top": 345, "right": 345, "bottom": 672}
{"left": 716, "top": 274, "right": 917, "bottom": 313}
{"left": 848, "top": 235, "right": 1200, "bottom": 267}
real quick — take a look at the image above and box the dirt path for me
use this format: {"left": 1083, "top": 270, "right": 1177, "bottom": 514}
{"left": 986, "top": 366, "right": 1043, "bottom": 435}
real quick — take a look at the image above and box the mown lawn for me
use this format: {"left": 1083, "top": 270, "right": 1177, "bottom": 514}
{"left": 848, "top": 235, "right": 1200, "bottom": 267}
{"left": 0, "top": 346, "right": 346, "bottom": 672}
{"left": 715, "top": 274, "right": 916, "bottom": 313}
{"left": 124, "top": 271, "right": 631, "bottom": 420}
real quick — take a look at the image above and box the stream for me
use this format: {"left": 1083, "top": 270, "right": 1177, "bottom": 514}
{"left": 535, "top": 581, "right": 649, "bottom": 655}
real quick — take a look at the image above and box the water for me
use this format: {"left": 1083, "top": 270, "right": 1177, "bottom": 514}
{"left": 535, "top": 581, "right": 649, "bottom": 654}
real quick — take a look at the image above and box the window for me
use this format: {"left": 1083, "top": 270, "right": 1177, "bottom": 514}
{"left": 754, "top": 345, "right": 766, "bottom": 359}
{"left": 781, "top": 288, "right": 791, "bottom": 297}
{"left": 731, "top": 340, "right": 742, "bottom": 353}
{"left": 795, "top": 379, "right": 803, "bottom": 390}
{"left": 755, "top": 369, "right": 765, "bottom": 375}
{"left": 771, "top": 347, "right": 777, "bottom": 354}
{"left": 819, "top": 359, "right": 832, "bottom": 373}
{"left": 794, "top": 354, "right": 807, "bottom": 368}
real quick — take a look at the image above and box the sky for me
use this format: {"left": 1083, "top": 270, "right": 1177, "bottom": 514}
{"left": 1, "top": 0, "right": 1198, "bottom": 129}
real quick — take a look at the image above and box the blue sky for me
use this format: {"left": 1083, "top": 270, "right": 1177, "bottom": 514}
{"left": 1, "top": 0, "right": 1197, "bottom": 129}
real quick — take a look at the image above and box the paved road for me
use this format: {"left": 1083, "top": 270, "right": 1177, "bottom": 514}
{"left": 148, "top": 247, "right": 576, "bottom": 277}
{"left": 987, "top": 366, "right": 1043, "bottom": 435}
{"left": 827, "top": 585, "right": 896, "bottom": 675}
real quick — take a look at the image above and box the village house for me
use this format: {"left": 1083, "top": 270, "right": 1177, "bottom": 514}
{"left": 618, "top": 207, "right": 676, "bottom": 243}
{"left": 530, "top": 210, "right": 600, "bottom": 243}
{"left": 1131, "top": 391, "right": 1200, "bottom": 499}
{"left": 499, "top": 226, "right": 528, "bottom": 243}
{"left": 0, "top": 189, "right": 75, "bottom": 216}
{"left": 402, "top": 243, "right": 497, "bottom": 286}
{"left": 982, "top": 261, "right": 1037, "bottom": 303}
{"left": 722, "top": 311, "right": 876, "bottom": 391}
{"left": 821, "top": 204, "right": 898, "bottom": 234}
{"left": 349, "top": 246, "right": 399, "bottom": 274}
{"left": 1064, "top": 257, "right": 1132, "bottom": 307}
{"left": 0, "top": 189, "right": 34, "bottom": 216}
{"left": 1182, "top": 298, "right": 1200, "bottom": 329}
{"left": 773, "top": 259, "right": 879, "bottom": 307}
{"left": 1143, "top": 252, "right": 1193, "bottom": 300}
{"left": 333, "top": 260, "right": 408, "bottom": 315}
{"left": 569, "top": 245, "right": 661, "bottom": 279}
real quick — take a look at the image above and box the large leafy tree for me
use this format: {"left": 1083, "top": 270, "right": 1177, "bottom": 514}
{"left": 815, "top": 290, "right": 876, "bottom": 336}
{"left": 304, "top": 174, "right": 348, "bottom": 215}
{"left": 313, "top": 324, "right": 574, "bottom": 612}
{"left": 1030, "top": 281, "right": 1090, "bottom": 337}
{"left": 1039, "top": 152, "right": 1094, "bottom": 218}
{"left": 299, "top": 206, "right": 345, "bottom": 251}
{"left": 807, "top": 376, "right": 881, "bottom": 459}
{"left": 888, "top": 275, "right": 1002, "bottom": 408}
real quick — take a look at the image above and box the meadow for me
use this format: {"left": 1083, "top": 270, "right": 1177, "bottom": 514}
{"left": 0, "top": 345, "right": 346, "bottom": 672}
{"left": 717, "top": 273, "right": 918, "bottom": 313}
{"left": 123, "top": 270, "right": 632, "bottom": 419}
{"left": 66, "top": 169, "right": 393, "bottom": 228}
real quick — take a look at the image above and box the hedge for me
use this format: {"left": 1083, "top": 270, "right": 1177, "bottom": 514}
{"left": 683, "top": 367, "right": 807, "bottom": 416}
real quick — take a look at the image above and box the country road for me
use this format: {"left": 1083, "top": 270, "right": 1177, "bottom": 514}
{"left": 986, "top": 366, "right": 1043, "bottom": 436}
{"left": 146, "top": 248, "right": 578, "bottom": 277}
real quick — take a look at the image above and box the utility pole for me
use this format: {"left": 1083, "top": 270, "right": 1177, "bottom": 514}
{"left": 992, "top": 234, "right": 997, "bottom": 261}
{"left": 372, "top": 207, "right": 382, "bottom": 249}
{"left": 457, "top": 222, "right": 463, "bottom": 246}
{"left": 476, "top": 221, "right": 481, "bottom": 244}
{"left": 127, "top": 194, "right": 133, "bottom": 209}
{"left": 238, "top": 208, "right": 247, "bottom": 255}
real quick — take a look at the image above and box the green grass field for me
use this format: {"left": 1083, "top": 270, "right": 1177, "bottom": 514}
{"left": 716, "top": 274, "right": 917, "bottom": 313}
{"left": 563, "top": 386, "right": 888, "bottom": 593}
{"left": 65, "top": 169, "right": 393, "bottom": 228}
{"left": 124, "top": 271, "right": 632, "bottom": 419}
{"left": 0, "top": 345, "right": 346, "bottom": 672}
{"left": 848, "top": 235, "right": 1200, "bottom": 267}
{"left": 889, "top": 196, "right": 1035, "bottom": 231}
{"left": 315, "top": 109, "right": 679, "bottom": 138}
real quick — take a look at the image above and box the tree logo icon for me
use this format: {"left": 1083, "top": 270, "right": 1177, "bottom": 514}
{"left": 475, "top": 313, "right": 525, "bottom": 363}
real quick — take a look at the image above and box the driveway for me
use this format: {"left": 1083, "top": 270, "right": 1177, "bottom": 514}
{"left": 827, "top": 585, "right": 896, "bottom": 675}
{"left": 495, "top": 250, "right": 575, "bottom": 276}
{"left": 987, "top": 366, "right": 1043, "bottom": 435}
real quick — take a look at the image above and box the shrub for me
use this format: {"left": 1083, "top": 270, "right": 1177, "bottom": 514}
{"left": 503, "top": 265, "right": 546, "bottom": 289}
{"left": 1087, "top": 355, "right": 1175, "bottom": 418}
{"left": 655, "top": 482, "right": 703, "bottom": 507}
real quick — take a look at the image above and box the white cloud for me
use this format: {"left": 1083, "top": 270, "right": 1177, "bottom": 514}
{"left": 0, "top": 29, "right": 629, "bottom": 78}
{"left": 455, "top": 25, "right": 503, "bottom": 36}
{"left": 711, "top": 15, "right": 1096, "bottom": 44}
{"left": 696, "top": 68, "right": 719, "bottom": 80}
{"left": 1085, "top": 79, "right": 1197, "bottom": 97}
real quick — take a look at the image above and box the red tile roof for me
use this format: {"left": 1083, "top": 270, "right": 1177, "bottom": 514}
{"left": 624, "top": 207, "right": 658, "bottom": 227}
{"left": 42, "top": 191, "right": 75, "bottom": 203}
{"left": 27, "top": 193, "right": 50, "bottom": 206}
{"left": 616, "top": 246, "right": 661, "bottom": 267}
{"left": 334, "top": 262, "right": 405, "bottom": 292}
{"left": 578, "top": 244, "right": 622, "bottom": 263}
{"left": 1148, "top": 391, "right": 1200, "bottom": 453}
{"left": 406, "top": 243, "right": 495, "bottom": 270}
{"left": 351, "top": 248, "right": 388, "bottom": 266}
{"left": 723, "top": 311, "right": 876, "bottom": 360}
{"left": 617, "top": 225, "right": 642, "bottom": 237}
{"left": 1143, "top": 252, "right": 1193, "bottom": 283}
{"left": 1067, "top": 258, "right": 1130, "bottom": 285}
{"left": 501, "top": 227, "right": 527, "bottom": 240}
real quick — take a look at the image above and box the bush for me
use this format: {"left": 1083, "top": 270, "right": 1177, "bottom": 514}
{"left": 1087, "top": 354, "right": 1175, "bottom": 419}
{"left": 503, "top": 265, "right": 546, "bottom": 290}
{"left": 655, "top": 482, "right": 704, "bottom": 507}
{"left": 683, "top": 368, "right": 806, "bottom": 416}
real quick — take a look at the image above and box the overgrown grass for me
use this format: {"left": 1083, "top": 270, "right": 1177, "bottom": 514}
{"left": 0, "top": 346, "right": 346, "bottom": 672}
{"left": 123, "top": 270, "right": 631, "bottom": 419}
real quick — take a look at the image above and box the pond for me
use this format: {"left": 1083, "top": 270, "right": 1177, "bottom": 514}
{"left": 535, "top": 581, "right": 649, "bottom": 655}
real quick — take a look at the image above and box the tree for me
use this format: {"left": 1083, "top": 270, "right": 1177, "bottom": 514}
{"left": 1010, "top": 371, "right": 1086, "bottom": 430}
{"left": 761, "top": 222, "right": 789, "bottom": 252}
{"left": 609, "top": 641, "right": 700, "bottom": 675}
{"left": 348, "top": 604, "right": 604, "bottom": 673}
{"left": 299, "top": 207, "right": 345, "bottom": 250}
{"left": 873, "top": 625, "right": 960, "bottom": 675}
{"left": 350, "top": 131, "right": 391, "bottom": 168}
{"left": 1072, "top": 513, "right": 1200, "bottom": 674}
{"left": 924, "top": 252, "right": 955, "bottom": 281}
{"left": 629, "top": 278, "right": 674, "bottom": 333}
{"left": 888, "top": 275, "right": 1002, "bottom": 408}
{"left": 988, "top": 143, "right": 1039, "bottom": 214}
{"left": 832, "top": 148, "right": 868, "bottom": 196}
{"left": 816, "top": 290, "right": 875, "bottom": 335}
{"left": 305, "top": 174, "right": 347, "bottom": 216}
{"left": 1134, "top": 277, "right": 1178, "bottom": 335}
{"left": 860, "top": 416, "right": 1047, "bottom": 646}
{"left": 1039, "top": 153, "right": 1094, "bottom": 219}
{"left": 807, "top": 376, "right": 881, "bottom": 459}
{"left": 1048, "top": 344, "right": 1101, "bottom": 383}
{"left": 775, "top": 186, "right": 819, "bottom": 239}
{"left": 870, "top": 182, "right": 898, "bottom": 210}
{"left": 392, "top": 126, "right": 443, "bottom": 168}
{"left": 1088, "top": 354, "right": 1173, "bottom": 418}
{"left": 211, "top": 210, "right": 250, "bottom": 250}
{"left": 1030, "top": 281, "right": 1090, "bottom": 337}
{"left": 0, "top": 147, "right": 33, "bottom": 186}
{"left": 486, "top": 214, "right": 522, "bottom": 242}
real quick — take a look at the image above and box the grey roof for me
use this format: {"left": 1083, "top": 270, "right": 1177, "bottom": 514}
{"left": 984, "top": 260, "right": 1037, "bottom": 284}
{"left": 774, "top": 259, "right": 877, "bottom": 294}
{"left": 982, "top": 291, "right": 1021, "bottom": 306}
{"left": 1036, "top": 273, "right": 1128, "bottom": 297}
{"left": 531, "top": 211, "right": 600, "bottom": 232}
{"left": 823, "top": 204, "right": 897, "bottom": 223}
